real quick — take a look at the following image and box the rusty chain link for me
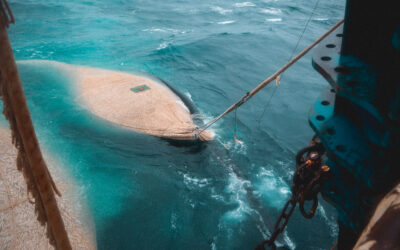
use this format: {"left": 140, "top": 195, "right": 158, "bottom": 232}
{"left": 256, "top": 136, "right": 331, "bottom": 249}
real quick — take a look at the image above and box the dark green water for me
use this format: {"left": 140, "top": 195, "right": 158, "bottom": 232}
{"left": 3, "top": 0, "right": 346, "bottom": 249}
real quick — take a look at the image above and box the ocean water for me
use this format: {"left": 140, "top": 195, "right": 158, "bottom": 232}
{"left": 4, "top": 0, "right": 345, "bottom": 249}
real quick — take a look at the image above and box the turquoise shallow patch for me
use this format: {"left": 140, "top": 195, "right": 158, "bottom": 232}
{"left": 7, "top": 0, "right": 345, "bottom": 248}
{"left": 131, "top": 84, "right": 150, "bottom": 93}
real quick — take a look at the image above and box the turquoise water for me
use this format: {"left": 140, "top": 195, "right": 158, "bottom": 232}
{"left": 5, "top": 0, "right": 345, "bottom": 249}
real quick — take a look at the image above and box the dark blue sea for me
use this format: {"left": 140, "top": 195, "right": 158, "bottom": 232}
{"left": 5, "top": 0, "right": 345, "bottom": 249}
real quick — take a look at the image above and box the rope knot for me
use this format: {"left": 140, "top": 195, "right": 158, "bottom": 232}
{"left": 238, "top": 92, "right": 250, "bottom": 107}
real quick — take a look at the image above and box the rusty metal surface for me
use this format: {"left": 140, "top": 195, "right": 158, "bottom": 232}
{"left": 353, "top": 183, "right": 400, "bottom": 250}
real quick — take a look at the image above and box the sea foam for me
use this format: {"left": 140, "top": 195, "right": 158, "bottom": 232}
{"left": 260, "top": 8, "right": 282, "bottom": 15}
{"left": 211, "top": 6, "right": 233, "bottom": 15}
{"left": 234, "top": 2, "right": 256, "bottom": 7}
{"left": 218, "top": 20, "right": 236, "bottom": 25}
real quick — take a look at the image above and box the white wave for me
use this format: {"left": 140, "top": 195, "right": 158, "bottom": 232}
{"left": 195, "top": 108, "right": 218, "bottom": 136}
{"left": 210, "top": 187, "right": 227, "bottom": 203}
{"left": 211, "top": 194, "right": 226, "bottom": 203}
{"left": 222, "top": 172, "right": 252, "bottom": 221}
{"left": 225, "top": 139, "right": 247, "bottom": 155}
{"left": 196, "top": 108, "right": 215, "bottom": 124}
{"left": 218, "top": 171, "right": 270, "bottom": 240}
{"left": 318, "top": 205, "right": 328, "bottom": 221}
{"left": 260, "top": 8, "right": 282, "bottom": 15}
{"left": 157, "top": 41, "right": 170, "bottom": 50}
{"left": 222, "top": 198, "right": 251, "bottom": 222}
{"left": 265, "top": 18, "right": 282, "bottom": 22}
{"left": 275, "top": 160, "right": 294, "bottom": 179}
{"left": 283, "top": 230, "right": 296, "bottom": 250}
{"left": 184, "top": 92, "right": 193, "bottom": 102}
{"left": 211, "top": 240, "right": 217, "bottom": 250}
{"left": 143, "top": 27, "right": 187, "bottom": 34}
{"left": 217, "top": 20, "right": 236, "bottom": 25}
{"left": 314, "top": 17, "right": 329, "bottom": 21}
{"left": 225, "top": 172, "right": 250, "bottom": 194}
{"left": 211, "top": 6, "right": 232, "bottom": 15}
{"left": 269, "top": 231, "right": 295, "bottom": 249}
{"left": 176, "top": 100, "right": 190, "bottom": 112}
{"left": 143, "top": 27, "right": 167, "bottom": 33}
{"left": 234, "top": 2, "right": 256, "bottom": 7}
{"left": 254, "top": 167, "right": 291, "bottom": 208}
{"left": 318, "top": 205, "right": 339, "bottom": 237}
{"left": 183, "top": 173, "right": 210, "bottom": 189}
{"left": 170, "top": 212, "right": 178, "bottom": 230}
{"left": 186, "top": 198, "right": 195, "bottom": 208}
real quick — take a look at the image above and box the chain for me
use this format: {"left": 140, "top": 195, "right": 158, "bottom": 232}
{"left": 256, "top": 136, "right": 331, "bottom": 250}
{"left": 255, "top": 196, "right": 298, "bottom": 250}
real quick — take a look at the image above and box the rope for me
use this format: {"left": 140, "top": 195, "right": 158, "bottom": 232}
{"left": 0, "top": 0, "right": 14, "bottom": 28}
{"left": 216, "top": 137, "right": 230, "bottom": 150}
{"left": 290, "top": 0, "right": 322, "bottom": 63}
{"left": 197, "top": 18, "right": 344, "bottom": 135}
{"left": 0, "top": 2, "right": 72, "bottom": 249}
{"left": 257, "top": 84, "right": 278, "bottom": 126}
{"left": 257, "top": 0, "right": 321, "bottom": 124}
{"left": 233, "top": 106, "right": 243, "bottom": 144}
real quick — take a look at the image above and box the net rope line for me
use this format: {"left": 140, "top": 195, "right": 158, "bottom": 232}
{"left": 196, "top": 18, "right": 344, "bottom": 136}
{"left": 257, "top": 0, "right": 321, "bottom": 124}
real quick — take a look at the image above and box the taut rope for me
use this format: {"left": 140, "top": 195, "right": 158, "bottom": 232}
{"left": 197, "top": 19, "right": 344, "bottom": 135}
{"left": 258, "top": 0, "right": 321, "bottom": 125}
